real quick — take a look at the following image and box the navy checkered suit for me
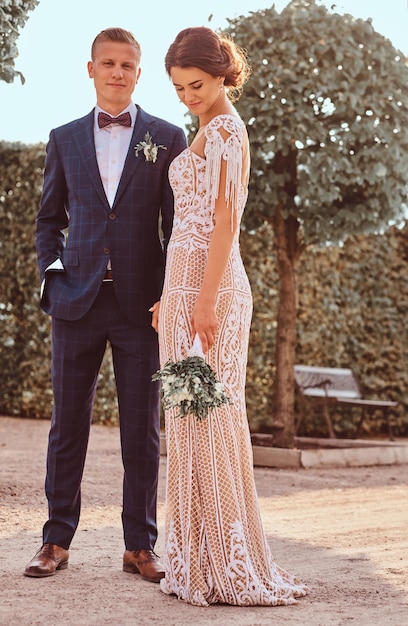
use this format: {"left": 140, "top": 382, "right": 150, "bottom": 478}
{"left": 37, "top": 105, "right": 186, "bottom": 325}
{"left": 36, "top": 105, "right": 187, "bottom": 551}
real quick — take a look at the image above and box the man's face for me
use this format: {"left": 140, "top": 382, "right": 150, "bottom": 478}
{"left": 87, "top": 41, "right": 141, "bottom": 115}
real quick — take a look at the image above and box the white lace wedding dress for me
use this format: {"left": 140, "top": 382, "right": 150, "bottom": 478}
{"left": 158, "top": 114, "right": 307, "bottom": 606}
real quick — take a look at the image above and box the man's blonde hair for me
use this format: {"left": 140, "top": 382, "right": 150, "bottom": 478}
{"left": 91, "top": 28, "right": 141, "bottom": 62}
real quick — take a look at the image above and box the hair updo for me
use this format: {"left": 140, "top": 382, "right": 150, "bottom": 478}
{"left": 165, "top": 26, "right": 251, "bottom": 101}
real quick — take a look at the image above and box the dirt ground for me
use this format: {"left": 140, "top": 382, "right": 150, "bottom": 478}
{"left": 1, "top": 415, "right": 407, "bottom": 626}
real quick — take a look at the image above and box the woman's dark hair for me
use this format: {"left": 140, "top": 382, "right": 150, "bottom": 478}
{"left": 165, "top": 26, "right": 251, "bottom": 101}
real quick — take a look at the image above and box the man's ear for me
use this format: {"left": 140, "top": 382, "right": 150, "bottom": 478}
{"left": 87, "top": 61, "right": 94, "bottom": 79}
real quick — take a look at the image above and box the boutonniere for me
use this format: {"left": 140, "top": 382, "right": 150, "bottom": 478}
{"left": 134, "top": 131, "right": 167, "bottom": 163}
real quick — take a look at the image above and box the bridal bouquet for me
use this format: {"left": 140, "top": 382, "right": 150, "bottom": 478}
{"left": 152, "top": 335, "right": 231, "bottom": 421}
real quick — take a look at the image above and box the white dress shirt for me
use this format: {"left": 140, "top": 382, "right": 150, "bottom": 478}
{"left": 94, "top": 102, "right": 137, "bottom": 207}
{"left": 94, "top": 103, "right": 137, "bottom": 273}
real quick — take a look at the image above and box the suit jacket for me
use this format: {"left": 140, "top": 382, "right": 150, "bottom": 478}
{"left": 36, "top": 105, "right": 187, "bottom": 326}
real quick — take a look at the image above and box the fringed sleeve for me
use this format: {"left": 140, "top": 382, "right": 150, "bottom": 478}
{"left": 204, "top": 115, "right": 244, "bottom": 228}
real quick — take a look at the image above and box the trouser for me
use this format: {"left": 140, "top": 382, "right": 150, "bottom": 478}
{"left": 42, "top": 282, "right": 161, "bottom": 550}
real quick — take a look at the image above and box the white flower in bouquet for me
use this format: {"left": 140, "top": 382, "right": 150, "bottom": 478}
{"left": 152, "top": 335, "right": 231, "bottom": 421}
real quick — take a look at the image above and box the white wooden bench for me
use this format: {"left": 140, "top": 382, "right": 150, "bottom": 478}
{"left": 294, "top": 365, "right": 398, "bottom": 440}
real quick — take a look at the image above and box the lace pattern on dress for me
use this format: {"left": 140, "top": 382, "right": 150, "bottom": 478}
{"left": 161, "top": 518, "right": 306, "bottom": 607}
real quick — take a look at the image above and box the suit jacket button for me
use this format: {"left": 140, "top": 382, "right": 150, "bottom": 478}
{"left": 109, "top": 213, "right": 116, "bottom": 220}
{"left": 104, "top": 247, "right": 110, "bottom": 255}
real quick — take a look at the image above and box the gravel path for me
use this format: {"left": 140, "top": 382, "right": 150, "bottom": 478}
{"left": 1, "top": 416, "right": 407, "bottom": 626}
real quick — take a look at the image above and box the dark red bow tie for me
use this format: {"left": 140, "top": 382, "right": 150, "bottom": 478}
{"left": 98, "top": 111, "right": 131, "bottom": 129}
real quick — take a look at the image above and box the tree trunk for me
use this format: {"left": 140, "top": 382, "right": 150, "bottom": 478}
{"left": 272, "top": 206, "right": 303, "bottom": 448}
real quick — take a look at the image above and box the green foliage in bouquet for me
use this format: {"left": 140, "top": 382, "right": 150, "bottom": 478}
{"left": 152, "top": 355, "right": 231, "bottom": 421}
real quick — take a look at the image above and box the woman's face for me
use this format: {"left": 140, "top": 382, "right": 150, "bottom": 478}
{"left": 170, "top": 66, "right": 224, "bottom": 119}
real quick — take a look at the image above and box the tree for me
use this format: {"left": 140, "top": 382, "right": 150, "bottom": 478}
{"left": 223, "top": 0, "right": 408, "bottom": 446}
{"left": 0, "top": 0, "right": 39, "bottom": 84}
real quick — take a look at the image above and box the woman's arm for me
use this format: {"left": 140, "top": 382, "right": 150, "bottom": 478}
{"left": 191, "top": 155, "right": 239, "bottom": 353}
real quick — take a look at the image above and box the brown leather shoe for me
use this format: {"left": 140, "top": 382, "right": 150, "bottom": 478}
{"left": 123, "top": 549, "right": 165, "bottom": 583}
{"left": 24, "top": 543, "right": 69, "bottom": 577}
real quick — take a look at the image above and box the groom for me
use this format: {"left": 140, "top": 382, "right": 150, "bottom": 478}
{"left": 24, "top": 27, "right": 186, "bottom": 580}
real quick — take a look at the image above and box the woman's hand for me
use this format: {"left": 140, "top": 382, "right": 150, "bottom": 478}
{"left": 149, "top": 300, "right": 160, "bottom": 332}
{"left": 191, "top": 299, "right": 218, "bottom": 354}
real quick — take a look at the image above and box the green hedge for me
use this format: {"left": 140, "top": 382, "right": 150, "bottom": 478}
{"left": 241, "top": 223, "right": 407, "bottom": 437}
{"left": 1, "top": 141, "right": 406, "bottom": 438}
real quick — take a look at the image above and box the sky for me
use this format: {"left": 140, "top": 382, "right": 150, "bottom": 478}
{"left": 1, "top": 0, "right": 407, "bottom": 144}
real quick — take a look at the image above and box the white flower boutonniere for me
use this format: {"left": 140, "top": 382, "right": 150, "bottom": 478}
{"left": 134, "top": 131, "right": 167, "bottom": 163}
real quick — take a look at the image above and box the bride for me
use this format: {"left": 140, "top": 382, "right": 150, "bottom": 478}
{"left": 151, "top": 26, "right": 308, "bottom": 607}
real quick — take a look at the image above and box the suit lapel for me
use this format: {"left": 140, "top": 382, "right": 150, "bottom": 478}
{"left": 113, "top": 107, "right": 156, "bottom": 208}
{"left": 72, "top": 111, "right": 110, "bottom": 210}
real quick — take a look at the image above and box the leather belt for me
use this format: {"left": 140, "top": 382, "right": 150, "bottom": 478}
{"left": 103, "top": 268, "right": 113, "bottom": 281}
